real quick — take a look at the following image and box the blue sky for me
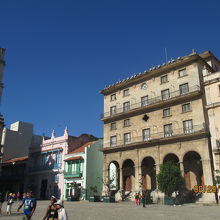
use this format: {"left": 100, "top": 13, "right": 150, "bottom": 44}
{"left": 0, "top": 0, "right": 220, "bottom": 138}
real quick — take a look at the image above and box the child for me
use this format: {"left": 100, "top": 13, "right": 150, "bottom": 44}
{"left": 6, "top": 193, "right": 14, "bottom": 215}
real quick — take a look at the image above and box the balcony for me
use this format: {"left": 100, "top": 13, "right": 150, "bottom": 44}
{"left": 101, "top": 85, "right": 201, "bottom": 121}
{"left": 29, "top": 163, "right": 61, "bottom": 173}
{"left": 104, "top": 124, "right": 208, "bottom": 151}
{"left": 64, "top": 171, "right": 83, "bottom": 178}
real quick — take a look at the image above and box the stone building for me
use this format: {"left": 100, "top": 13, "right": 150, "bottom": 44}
{"left": 100, "top": 51, "right": 220, "bottom": 203}
{"left": 28, "top": 128, "right": 97, "bottom": 199}
{"left": 63, "top": 139, "right": 103, "bottom": 200}
{"left": 204, "top": 71, "right": 220, "bottom": 172}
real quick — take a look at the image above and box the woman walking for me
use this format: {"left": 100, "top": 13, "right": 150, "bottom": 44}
{"left": 6, "top": 193, "right": 14, "bottom": 215}
{"left": 42, "top": 196, "right": 58, "bottom": 220}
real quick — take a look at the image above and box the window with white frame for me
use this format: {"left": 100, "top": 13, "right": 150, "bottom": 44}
{"left": 179, "top": 68, "right": 186, "bottom": 77}
{"left": 161, "top": 89, "right": 170, "bottom": 100}
{"left": 161, "top": 75, "right": 168, "bottom": 84}
{"left": 110, "top": 122, "right": 116, "bottom": 130}
{"left": 124, "top": 119, "right": 130, "bottom": 127}
{"left": 141, "top": 96, "right": 148, "bottom": 107}
{"left": 182, "top": 103, "right": 191, "bottom": 113}
{"left": 164, "top": 124, "right": 173, "bottom": 137}
{"left": 183, "top": 119, "right": 193, "bottom": 133}
{"left": 123, "top": 101, "right": 130, "bottom": 112}
{"left": 143, "top": 128, "right": 150, "bottom": 141}
{"left": 124, "top": 133, "right": 131, "bottom": 144}
{"left": 111, "top": 94, "right": 116, "bottom": 101}
{"left": 163, "top": 108, "right": 171, "bottom": 117}
{"left": 123, "top": 89, "right": 129, "bottom": 97}
{"left": 110, "top": 106, "right": 117, "bottom": 115}
{"left": 110, "top": 136, "right": 117, "bottom": 147}
{"left": 179, "top": 83, "right": 189, "bottom": 95}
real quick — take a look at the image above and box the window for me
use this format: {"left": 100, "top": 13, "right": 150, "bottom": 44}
{"left": 143, "top": 129, "right": 150, "bottom": 141}
{"left": 110, "top": 106, "right": 117, "bottom": 115}
{"left": 141, "top": 96, "right": 148, "bottom": 107}
{"left": 164, "top": 124, "right": 173, "bottom": 137}
{"left": 179, "top": 68, "right": 186, "bottom": 77}
{"left": 110, "top": 122, "right": 116, "bottom": 130}
{"left": 110, "top": 136, "right": 117, "bottom": 147}
{"left": 111, "top": 94, "right": 116, "bottom": 101}
{"left": 183, "top": 120, "right": 193, "bottom": 134}
{"left": 124, "top": 119, "right": 130, "bottom": 127}
{"left": 182, "top": 103, "right": 191, "bottom": 113}
{"left": 163, "top": 108, "right": 171, "bottom": 117}
{"left": 124, "top": 133, "right": 131, "bottom": 144}
{"left": 161, "top": 89, "right": 170, "bottom": 100}
{"left": 161, "top": 75, "right": 168, "bottom": 84}
{"left": 123, "top": 89, "right": 129, "bottom": 97}
{"left": 179, "top": 83, "right": 189, "bottom": 95}
{"left": 123, "top": 101, "right": 130, "bottom": 112}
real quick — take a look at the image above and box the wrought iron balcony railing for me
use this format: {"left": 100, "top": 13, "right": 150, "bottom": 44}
{"left": 29, "top": 163, "right": 61, "bottom": 172}
{"left": 101, "top": 85, "right": 200, "bottom": 119}
{"left": 64, "top": 171, "right": 83, "bottom": 178}
{"left": 105, "top": 124, "right": 206, "bottom": 148}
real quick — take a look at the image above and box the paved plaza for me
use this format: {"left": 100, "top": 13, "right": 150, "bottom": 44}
{"left": 0, "top": 200, "right": 220, "bottom": 220}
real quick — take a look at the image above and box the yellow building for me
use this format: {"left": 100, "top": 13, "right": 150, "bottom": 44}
{"left": 100, "top": 51, "right": 220, "bottom": 203}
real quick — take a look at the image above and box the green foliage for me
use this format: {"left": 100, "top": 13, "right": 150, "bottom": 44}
{"left": 89, "top": 186, "right": 98, "bottom": 195}
{"left": 157, "top": 161, "right": 184, "bottom": 197}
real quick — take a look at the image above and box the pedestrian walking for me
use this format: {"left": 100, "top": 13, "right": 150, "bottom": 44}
{"left": 135, "top": 193, "right": 139, "bottom": 205}
{"left": 17, "top": 191, "right": 37, "bottom": 220}
{"left": 6, "top": 193, "right": 14, "bottom": 215}
{"left": 138, "top": 192, "right": 141, "bottom": 205}
{"left": 42, "top": 195, "right": 58, "bottom": 220}
{"left": 17, "top": 192, "right": 20, "bottom": 201}
{"left": 55, "top": 200, "right": 68, "bottom": 220}
{"left": 0, "top": 192, "right": 4, "bottom": 215}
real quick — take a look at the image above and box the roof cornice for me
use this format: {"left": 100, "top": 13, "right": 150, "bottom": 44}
{"left": 100, "top": 52, "right": 214, "bottom": 96}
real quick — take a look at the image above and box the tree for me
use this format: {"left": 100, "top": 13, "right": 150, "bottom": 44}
{"left": 157, "top": 161, "right": 184, "bottom": 197}
{"left": 98, "top": 174, "right": 116, "bottom": 196}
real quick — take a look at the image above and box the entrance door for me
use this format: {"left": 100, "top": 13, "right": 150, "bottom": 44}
{"left": 40, "top": 179, "right": 47, "bottom": 199}
{"left": 124, "top": 176, "right": 132, "bottom": 191}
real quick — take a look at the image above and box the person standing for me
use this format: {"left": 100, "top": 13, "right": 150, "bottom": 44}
{"left": 6, "top": 193, "right": 14, "bottom": 215}
{"left": 42, "top": 196, "right": 58, "bottom": 220}
{"left": 17, "top": 191, "right": 37, "bottom": 220}
{"left": 0, "top": 192, "right": 4, "bottom": 215}
{"left": 55, "top": 200, "right": 68, "bottom": 220}
{"left": 134, "top": 193, "right": 139, "bottom": 205}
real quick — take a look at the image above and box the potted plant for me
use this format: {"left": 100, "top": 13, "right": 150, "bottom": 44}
{"left": 157, "top": 161, "right": 184, "bottom": 205}
{"left": 89, "top": 186, "right": 100, "bottom": 202}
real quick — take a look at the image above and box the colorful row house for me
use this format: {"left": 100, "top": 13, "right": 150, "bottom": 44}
{"left": 28, "top": 127, "right": 99, "bottom": 199}
{"left": 64, "top": 139, "right": 103, "bottom": 200}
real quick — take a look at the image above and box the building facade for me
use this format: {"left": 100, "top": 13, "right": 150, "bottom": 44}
{"left": 204, "top": 71, "right": 220, "bottom": 173}
{"left": 63, "top": 139, "right": 103, "bottom": 200}
{"left": 100, "top": 51, "right": 220, "bottom": 203}
{"left": 0, "top": 156, "right": 28, "bottom": 195}
{"left": 28, "top": 128, "right": 97, "bottom": 199}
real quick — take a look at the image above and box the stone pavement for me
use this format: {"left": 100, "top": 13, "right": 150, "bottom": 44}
{"left": 0, "top": 200, "right": 219, "bottom": 220}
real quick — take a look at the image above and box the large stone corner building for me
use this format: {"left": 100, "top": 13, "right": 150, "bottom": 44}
{"left": 100, "top": 51, "right": 220, "bottom": 203}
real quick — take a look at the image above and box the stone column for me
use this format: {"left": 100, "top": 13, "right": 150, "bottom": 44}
{"left": 134, "top": 165, "right": 140, "bottom": 192}
{"left": 179, "top": 161, "right": 184, "bottom": 177}
{"left": 200, "top": 159, "right": 216, "bottom": 203}
{"left": 119, "top": 167, "right": 123, "bottom": 190}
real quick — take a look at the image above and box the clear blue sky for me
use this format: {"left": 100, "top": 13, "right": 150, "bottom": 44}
{"left": 0, "top": 0, "right": 220, "bottom": 138}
